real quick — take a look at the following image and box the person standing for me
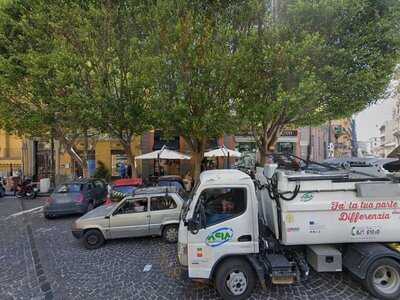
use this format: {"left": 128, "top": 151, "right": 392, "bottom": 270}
{"left": 119, "top": 162, "right": 126, "bottom": 179}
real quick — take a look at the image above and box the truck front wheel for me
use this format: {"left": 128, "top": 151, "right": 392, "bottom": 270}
{"left": 364, "top": 258, "right": 400, "bottom": 300}
{"left": 215, "top": 258, "right": 256, "bottom": 300}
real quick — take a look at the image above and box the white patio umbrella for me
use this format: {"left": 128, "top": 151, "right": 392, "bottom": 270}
{"left": 204, "top": 146, "right": 242, "bottom": 158}
{"left": 135, "top": 145, "right": 191, "bottom": 160}
{"left": 135, "top": 145, "right": 191, "bottom": 177}
{"left": 204, "top": 146, "right": 241, "bottom": 169}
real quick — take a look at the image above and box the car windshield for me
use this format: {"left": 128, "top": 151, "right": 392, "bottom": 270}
{"left": 181, "top": 181, "right": 200, "bottom": 220}
{"left": 56, "top": 183, "right": 81, "bottom": 193}
{"left": 112, "top": 185, "right": 136, "bottom": 195}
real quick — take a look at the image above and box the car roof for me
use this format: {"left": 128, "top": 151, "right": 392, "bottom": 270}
{"left": 133, "top": 186, "right": 181, "bottom": 195}
{"left": 66, "top": 178, "right": 91, "bottom": 185}
{"left": 158, "top": 175, "right": 183, "bottom": 181}
{"left": 113, "top": 178, "right": 143, "bottom": 187}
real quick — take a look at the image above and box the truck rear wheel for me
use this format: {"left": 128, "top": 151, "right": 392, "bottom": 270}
{"left": 364, "top": 258, "right": 400, "bottom": 300}
{"left": 215, "top": 258, "right": 256, "bottom": 300}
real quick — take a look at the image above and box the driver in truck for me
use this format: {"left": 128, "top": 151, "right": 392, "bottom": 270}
{"left": 206, "top": 197, "right": 235, "bottom": 225}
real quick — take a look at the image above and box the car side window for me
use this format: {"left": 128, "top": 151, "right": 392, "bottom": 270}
{"left": 150, "top": 196, "right": 177, "bottom": 211}
{"left": 117, "top": 198, "right": 148, "bottom": 214}
{"left": 199, "top": 188, "right": 247, "bottom": 227}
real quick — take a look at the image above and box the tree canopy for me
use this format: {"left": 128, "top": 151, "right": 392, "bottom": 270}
{"left": 0, "top": 0, "right": 399, "bottom": 179}
{"left": 233, "top": 0, "right": 400, "bottom": 163}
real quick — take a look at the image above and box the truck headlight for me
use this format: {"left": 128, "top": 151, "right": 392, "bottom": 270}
{"left": 178, "top": 242, "right": 188, "bottom": 266}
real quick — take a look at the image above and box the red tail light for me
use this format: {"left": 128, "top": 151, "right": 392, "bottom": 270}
{"left": 75, "top": 193, "right": 84, "bottom": 203}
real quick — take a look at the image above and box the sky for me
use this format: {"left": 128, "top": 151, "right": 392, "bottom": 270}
{"left": 355, "top": 99, "right": 395, "bottom": 142}
{"left": 355, "top": 76, "right": 399, "bottom": 142}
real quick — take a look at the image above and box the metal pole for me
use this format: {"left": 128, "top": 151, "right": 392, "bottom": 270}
{"left": 306, "top": 125, "right": 312, "bottom": 164}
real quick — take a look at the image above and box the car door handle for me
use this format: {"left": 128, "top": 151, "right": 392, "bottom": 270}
{"left": 238, "top": 235, "right": 252, "bottom": 242}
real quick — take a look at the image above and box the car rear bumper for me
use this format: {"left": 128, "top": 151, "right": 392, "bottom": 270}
{"left": 44, "top": 204, "right": 86, "bottom": 216}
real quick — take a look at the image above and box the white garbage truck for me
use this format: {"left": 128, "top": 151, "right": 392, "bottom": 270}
{"left": 178, "top": 163, "right": 400, "bottom": 299}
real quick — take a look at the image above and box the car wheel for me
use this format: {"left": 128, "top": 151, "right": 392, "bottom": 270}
{"left": 215, "top": 258, "right": 256, "bottom": 300}
{"left": 44, "top": 213, "right": 53, "bottom": 219}
{"left": 82, "top": 229, "right": 104, "bottom": 250}
{"left": 162, "top": 225, "right": 178, "bottom": 243}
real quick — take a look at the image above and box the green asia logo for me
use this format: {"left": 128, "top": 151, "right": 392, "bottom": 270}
{"left": 206, "top": 228, "right": 233, "bottom": 247}
{"left": 301, "top": 192, "right": 314, "bottom": 202}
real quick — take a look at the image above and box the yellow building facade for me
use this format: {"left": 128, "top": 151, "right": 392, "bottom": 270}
{"left": 57, "top": 136, "right": 143, "bottom": 178}
{"left": 0, "top": 129, "right": 24, "bottom": 176}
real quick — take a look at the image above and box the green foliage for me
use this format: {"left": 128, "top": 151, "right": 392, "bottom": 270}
{"left": 151, "top": 0, "right": 243, "bottom": 176}
{"left": 233, "top": 0, "right": 400, "bottom": 156}
{"left": 0, "top": 0, "right": 399, "bottom": 172}
{"left": 93, "top": 161, "right": 111, "bottom": 182}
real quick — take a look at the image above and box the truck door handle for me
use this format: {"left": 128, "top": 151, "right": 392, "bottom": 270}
{"left": 238, "top": 235, "right": 252, "bottom": 242}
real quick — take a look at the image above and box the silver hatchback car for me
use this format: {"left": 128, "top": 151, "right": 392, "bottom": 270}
{"left": 72, "top": 186, "right": 186, "bottom": 249}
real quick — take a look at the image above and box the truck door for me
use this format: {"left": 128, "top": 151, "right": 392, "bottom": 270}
{"left": 187, "top": 186, "right": 256, "bottom": 279}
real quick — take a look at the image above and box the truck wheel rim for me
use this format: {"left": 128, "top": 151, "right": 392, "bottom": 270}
{"left": 373, "top": 265, "right": 400, "bottom": 295}
{"left": 226, "top": 271, "right": 247, "bottom": 295}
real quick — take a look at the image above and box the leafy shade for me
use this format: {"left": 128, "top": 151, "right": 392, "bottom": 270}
{"left": 152, "top": 0, "right": 238, "bottom": 178}
{"left": 0, "top": 0, "right": 99, "bottom": 174}
{"left": 233, "top": 0, "right": 400, "bottom": 163}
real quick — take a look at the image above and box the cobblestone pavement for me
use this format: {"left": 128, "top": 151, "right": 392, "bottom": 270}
{"left": 0, "top": 196, "right": 375, "bottom": 300}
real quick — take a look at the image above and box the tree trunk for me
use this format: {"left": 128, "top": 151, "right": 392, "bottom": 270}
{"left": 57, "top": 135, "right": 88, "bottom": 177}
{"left": 50, "top": 136, "right": 55, "bottom": 187}
{"left": 83, "top": 130, "right": 89, "bottom": 178}
{"left": 192, "top": 151, "right": 203, "bottom": 182}
{"left": 256, "top": 122, "right": 285, "bottom": 166}
{"left": 122, "top": 141, "right": 137, "bottom": 178}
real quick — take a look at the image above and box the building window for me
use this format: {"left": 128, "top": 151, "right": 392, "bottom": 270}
{"left": 276, "top": 142, "right": 296, "bottom": 155}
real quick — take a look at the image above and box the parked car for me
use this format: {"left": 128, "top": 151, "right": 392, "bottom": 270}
{"left": 157, "top": 175, "right": 185, "bottom": 190}
{"left": 72, "top": 186, "right": 185, "bottom": 249}
{"left": 105, "top": 178, "right": 143, "bottom": 205}
{"left": 44, "top": 178, "right": 107, "bottom": 218}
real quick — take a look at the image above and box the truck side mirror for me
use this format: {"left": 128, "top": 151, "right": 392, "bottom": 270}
{"left": 264, "top": 164, "right": 278, "bottom": 179}
{"left": 187, "top": 217, "right": 201, "bottom": 234}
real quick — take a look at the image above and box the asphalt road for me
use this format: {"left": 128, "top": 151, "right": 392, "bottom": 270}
{"left": 0, "top": 196, "right": 374, "bottom": 299}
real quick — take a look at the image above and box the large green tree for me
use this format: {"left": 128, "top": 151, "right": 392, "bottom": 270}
{"left": 152, "top": 0, "right": 241, "bottom": 178}
{"left": 0, "top": 0, "right": 99, "bottom": 176}
{"left": 85, "top": 0, "right": 155, "bottom": 177}
{"left": 233, "top": 0, "right": 400, "bottom": 163}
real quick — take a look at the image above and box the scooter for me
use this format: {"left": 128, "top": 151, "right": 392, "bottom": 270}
{"left": 16, "top": 178, "right": 38, "bottom": 199}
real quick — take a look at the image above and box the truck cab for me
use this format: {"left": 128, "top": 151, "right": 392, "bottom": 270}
{"left": 179, "top": 167, "right": 400, "bottom": 300}
{"left": 179, "top": 170, "right": 260, "bottom": 298}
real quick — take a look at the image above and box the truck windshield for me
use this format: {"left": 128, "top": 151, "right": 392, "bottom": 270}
{"left": 181, "top": 181, "right": 200, "bottom": 220}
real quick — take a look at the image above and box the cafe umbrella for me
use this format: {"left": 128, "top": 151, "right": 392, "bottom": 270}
{"left": 135, "top": 145, "right": 191, "bottom": 175}
{"left": 204, "top": 146, "right": 241, "bottom": 168}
